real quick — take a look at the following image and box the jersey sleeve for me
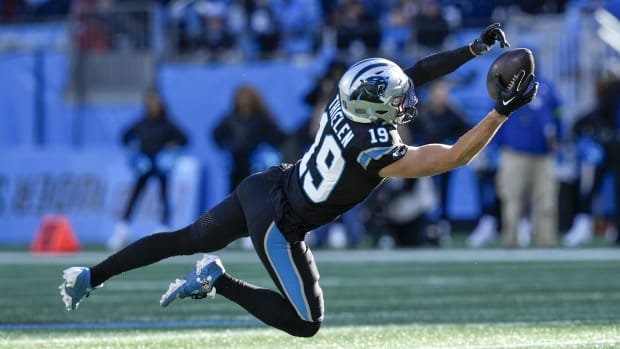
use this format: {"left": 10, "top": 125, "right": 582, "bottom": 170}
{"left": 354, "top": 128, "right": 408, "bottom": 175}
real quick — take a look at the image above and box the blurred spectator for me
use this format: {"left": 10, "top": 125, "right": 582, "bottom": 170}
{"left": 596, "top": 75, "right": 620, "bottom": 246}
{"left": 308, "top": 201, "right": 366, "bottom": 249}
{"left": 362, "top": 176, "right": 438, "bottom": 248}
{"left": 245, "top": 0, "right": 281, "bottom": 58}
{"left": 518, "top": 0, "right": 568, "bottom": 14}
{"left": 494, "top": 76, "right": 564, "bottom": 248}
{"left": 466, "top": 144, "right": 501, "bottom": 248}
{"left": 561, "top": 103, "right": 606, "bottom": 246}
{"left": 168, "top": 0, "right": 202, "bottom": 53}
{"left": 72, "top": 0, "right": 152, "bottom": 53}
{"left": 454, "top": 0, "right": 499, "bottom": 28}
{"left": 380, "top": 0, "right": 417, "bottom": 60}
{"left": 328, "top": 0, "right": 381, "bottom": 57}
{"left": 213, "top": 84, "right": 286, "bottom": 190}
{"left": 72, "top": 0, "right": 113, "bottom": 53}
{"left": 414, "top": 0, "right": 451, "bottom": 53}
{"left": 25, "top": 0, "right": 72, "bottom": 19}
{"left": 363, "top": 116, "right": 441, "bottom": 250}
{"left": 1, "top": 0, "right": 22, "bottom": 22}
{"left": 355, "top": 0, "right": 392, "bottom": 15}
{"left": 213, "top": 84, "right": 286, "bottom": 249}
{"left": 271, "top": 0, "right": 322, "bottom": 57}
{"left": 407, "top": 80, "right": 471, "bottom": 240}
{"left": 170, "top": 0, "right": 236, "bottom": 57}
{"left": 109, "top": 88, "right": 189, "bottom": 250}
{"left": 563, "top": 75, "right": 620, "bottom": 246}
{"left": 195, "top": 1, "right": 236, "bottom": 59}
{"left": 0, "top": 0, "right": 71, "bottom": 22}
{"left": 111, "top": 0, "right": 152, "bottom": 51}
{"left": 360, "top": 107, "right": 441, "bottom": 249}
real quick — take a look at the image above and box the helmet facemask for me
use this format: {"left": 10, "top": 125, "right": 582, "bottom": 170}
{"left": 389, "top": 80, "right": 418, "bottom": 125}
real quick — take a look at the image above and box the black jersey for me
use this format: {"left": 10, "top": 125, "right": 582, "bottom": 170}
{"left": 269, "top": 46, "right": 476, "bottom": 239}
{"left": 277, "top": 94, "right": 408, "bottom": 235}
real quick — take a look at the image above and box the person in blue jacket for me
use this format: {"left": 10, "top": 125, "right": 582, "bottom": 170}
{"left": 494, "top": 75, "right": 563, "bottom": 248}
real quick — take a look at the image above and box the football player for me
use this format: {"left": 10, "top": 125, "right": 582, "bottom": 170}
{"left": 60, "top": 23, "right": 537, "bottom": 337}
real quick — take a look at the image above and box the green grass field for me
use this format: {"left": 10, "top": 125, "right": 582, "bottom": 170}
{"left": 1, "top": 248, "right": 619, "bottom": 349}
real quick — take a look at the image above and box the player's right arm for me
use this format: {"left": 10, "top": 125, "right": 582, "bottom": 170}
{"left": 379, "top": 70, "right": 538, "bottom": 179}
{"left": 379, "top": 109, "right": 507, "bottom": 178}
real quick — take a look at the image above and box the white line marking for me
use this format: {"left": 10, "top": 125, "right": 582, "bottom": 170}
{"left": 2, "top": 248, "right": 618, "bottom": 265}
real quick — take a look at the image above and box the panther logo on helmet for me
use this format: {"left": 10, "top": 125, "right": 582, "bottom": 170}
{"left": 349, "top": 76, "right": 389, "bottom": 103}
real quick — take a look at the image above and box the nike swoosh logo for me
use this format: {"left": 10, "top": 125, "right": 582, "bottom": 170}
{"left": 502, "top": 96, "right": 516, "bottom": 105}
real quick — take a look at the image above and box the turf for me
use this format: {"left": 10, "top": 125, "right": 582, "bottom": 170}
{"left": 1, "top": 249, "right": 619, "bottom": 348}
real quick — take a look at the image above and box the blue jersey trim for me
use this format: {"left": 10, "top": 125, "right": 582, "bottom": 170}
{"left": 357, "top": 146, "right": 397, "bottom": 169}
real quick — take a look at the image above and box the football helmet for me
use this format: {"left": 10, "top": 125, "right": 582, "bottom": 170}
{"left": 338, "top": 58, "right": 418, "bottom": 125}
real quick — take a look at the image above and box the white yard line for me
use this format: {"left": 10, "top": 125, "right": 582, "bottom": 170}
{"left": 4, "top": 324, "right": 620, "bottom": 349}
{"left": 415, "top": 340, "right": 620, "bottom": 349}
{"left": 0, "top": 248, "right": 619, "bottom": 265}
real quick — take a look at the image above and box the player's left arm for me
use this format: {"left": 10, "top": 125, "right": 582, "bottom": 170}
{"left": 405, "top": 23, "right": 510, "bottom": 87}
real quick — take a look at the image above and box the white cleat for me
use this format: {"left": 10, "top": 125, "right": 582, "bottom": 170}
{"left": 467, "top": 215, "right": 498, "bottom": 248}
{"left": 107, "top": 221, "right": 130, "bottom": 251}
{"left": 59, "top": 267, "right": 101, "bottom": 311}
{"left": 563, "top": 214, "right": 593, "bottom": 247}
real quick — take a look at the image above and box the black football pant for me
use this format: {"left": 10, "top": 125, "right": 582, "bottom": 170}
{"left": 90, "top": 171, "right": 323, "bottom": 337}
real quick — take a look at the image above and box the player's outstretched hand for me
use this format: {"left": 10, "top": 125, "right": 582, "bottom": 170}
{"left": 470, "top": 23, "right": 511, "bottom": 55}
{"left": 494, "top": 70, "right": 539, "bottom": 116}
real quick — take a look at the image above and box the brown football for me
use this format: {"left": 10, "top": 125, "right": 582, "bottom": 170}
{"left": 486, "top": 48, "right": 535, "bottom": 99}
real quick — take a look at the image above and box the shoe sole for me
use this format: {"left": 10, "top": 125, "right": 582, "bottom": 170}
{"left": 59, "top": 283, "right": 74, "bottom": 311}
{"left": 160, "top": 278, "right": 187, "bottom": 307}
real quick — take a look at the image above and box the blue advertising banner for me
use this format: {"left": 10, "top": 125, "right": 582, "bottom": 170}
{"left": 0, "top": 149, "right": 201, "bottom": 245}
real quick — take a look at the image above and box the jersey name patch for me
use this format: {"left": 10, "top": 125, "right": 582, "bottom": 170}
{"left": 327, "top": 96, "right": 355, "bottom": 148}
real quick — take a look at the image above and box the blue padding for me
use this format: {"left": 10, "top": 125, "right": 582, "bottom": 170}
{"left": 448, "top": 166, "right": 480, "bottom": 219}
{"left": 0, "top": 148, "right": 201, "bottom": 244}
{"left": 0, "top": 48, "right": 535, "bottom": 222}
{"left": 0, "top": 53, "right": 36, "bottom": 147}
{"left": 157, "top": 61, "right": 320, "bottom": 208}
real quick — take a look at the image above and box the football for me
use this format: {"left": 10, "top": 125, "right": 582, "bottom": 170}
{"left": 486, "top": 48, "right": 535, "bottom": 99}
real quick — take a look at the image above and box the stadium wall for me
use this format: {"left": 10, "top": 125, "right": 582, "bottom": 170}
{"left": 0, "top": 149, "right": 201, "bottom": 245}
{"left": 0, "top": 50, "right": 487, "bottom": 245}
